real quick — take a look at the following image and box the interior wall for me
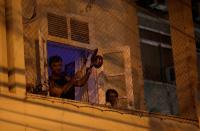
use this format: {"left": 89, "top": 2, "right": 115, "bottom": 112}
{"left": 47, "top": 41, "right": 87, "bottom": 75}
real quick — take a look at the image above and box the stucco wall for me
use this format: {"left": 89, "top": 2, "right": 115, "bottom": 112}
{"left": 64, "top": 0, "right": 145, "bottom": 109}
{"left": 23, "top": 0, "right": 145, "bottom": 109}
{"left": 0, "top": 93, "right": 199, "bottom": 131}
{"left": 1, "top": 0, "right": 200, "bottom": 130}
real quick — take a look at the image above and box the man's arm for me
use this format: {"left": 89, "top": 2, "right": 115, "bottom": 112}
{"left": 61, "top": 68, "right": 91, "bottom": 94}
{"left": 58, "top": 68, "right": 92, "bottom": 95}
{"left": 49, "top": 78, "right": 74, "bottom": 97}
{"left": 73, "top": 68, "right": 92, "bottom": 87}
{"left": 49, "top": 69, "right": 92, "bottom": 97}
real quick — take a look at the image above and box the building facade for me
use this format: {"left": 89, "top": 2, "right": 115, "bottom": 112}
{"left": 0, "top": 0, "right": 200, "bottom": 130}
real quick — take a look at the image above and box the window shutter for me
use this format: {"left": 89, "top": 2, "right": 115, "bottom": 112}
{"left": 70, "top": 19, "right": 90, "bottom": 44}
{"left": 47, "top": 13, "right": 68, "bottom": 38}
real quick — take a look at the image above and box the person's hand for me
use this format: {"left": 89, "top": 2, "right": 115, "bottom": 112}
{"left": 74, "top": 69, "right": 84, "bottom": 80}
{"left": 86, "top": 67, "right": 92, "bottom": 75}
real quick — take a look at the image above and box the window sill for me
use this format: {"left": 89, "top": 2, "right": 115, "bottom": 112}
{"left": 25, "top": 93, "right": 199, "bottom": 127}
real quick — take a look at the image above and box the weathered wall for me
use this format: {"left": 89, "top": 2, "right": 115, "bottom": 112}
{"left": 1, "top": 0, "right": 200, "bottom": 130}
{"left": 0, "top": 93, "right": 199, "bottom": 131}
{"left": 168, "top": 0, "right": 199, "bottom": 119}
{"left": 22, "top": 0, "right": 200, "bottom": 120}
{"left": 0, "top": 0, "right": 8, "bottom": 93}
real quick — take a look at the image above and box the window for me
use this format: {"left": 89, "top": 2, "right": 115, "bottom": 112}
{"left": 28, "top": 12, "right": 94, "bottom": 96}
{"left": 138, "top": 12, "right": 175, "bottom": 83}
{"left": 47, "top": 41, "right": 94, "bottom": 101}
{"left": 139, "top": 29, "right": 171, "bottom": 45}
{"left": 138, "top": 11, "right": 178, "bottom": 115}
{"left": 97, "top": 46, "right": 134, "bottom": 109}
{"left": 32, "top": 34, "right": 134, "bottom": 109}
{"left": 29, "top": 12, "right": 133, "bottom": 107}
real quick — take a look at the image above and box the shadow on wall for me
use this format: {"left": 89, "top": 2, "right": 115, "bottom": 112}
{"left": 0, "top": 66, "right": 26, "bottom": 89}
{"left": 0, "top": 2, "right": 5, "bottom": 21}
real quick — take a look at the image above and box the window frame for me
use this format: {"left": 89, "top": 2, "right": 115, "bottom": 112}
{"left": 44, "top": 10, "right": 96, "bottom": 83}
{"left": 27, "top": 10, "right": 98, "bottom": 101}
{"left": 27, "top": 10, "right": 135, "bottom": 109}
{"left": 97, "top": 45, "right": 134, "bottom": 109}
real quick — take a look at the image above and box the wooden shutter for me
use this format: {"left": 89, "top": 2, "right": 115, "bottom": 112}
{"left": 47, "top": 13, "right": 68, "bottom": 38}
{"left": 97, "top": 46, "right": 134, "bottom": 108}
{"left": 70, "top": 19, "right": 90, "bottom": 44}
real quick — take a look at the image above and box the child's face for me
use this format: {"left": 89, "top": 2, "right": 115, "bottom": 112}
{"left": 108, "top": 92, "right": 118, "bottom": 104}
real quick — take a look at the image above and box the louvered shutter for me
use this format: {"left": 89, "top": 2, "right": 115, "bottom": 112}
{"left": 70, "top": 19, "right": 90, "bottom": 44}
{"left": 47, "top": 13, "right": 68, "bottom": 38}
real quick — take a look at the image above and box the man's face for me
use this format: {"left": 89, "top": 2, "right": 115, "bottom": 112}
{"left": 50, "top": 61, "right": 63, "bottom": 75}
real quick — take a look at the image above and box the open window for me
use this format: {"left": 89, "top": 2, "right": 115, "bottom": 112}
{"left": 97, "top": 46, "right": 134, "bottom": 109}
{"left": 33, "top": 41, "right": 100, "bottom": 102}
{"left": 27, "top": 12, "right": 101, "bottom": 104}
{"left": 46, "top": 41, "right": 104, "bottom": 103}
{"left": 26, "top": 11, "right": 134, "bottom": 109}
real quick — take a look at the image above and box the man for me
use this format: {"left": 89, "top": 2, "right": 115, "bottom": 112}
{"left": 48, "top": 55, "right": 92, "bottom": 99}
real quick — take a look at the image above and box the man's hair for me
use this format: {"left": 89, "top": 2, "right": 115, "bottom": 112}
{"left": 106, "top": 89, "right": 118, "bottom": 102}
{"left": 48, "top": 55, "right": 63, "bottom": 67}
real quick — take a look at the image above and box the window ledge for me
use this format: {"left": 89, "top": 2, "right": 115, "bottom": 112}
{"left": 25, "top": 93, "right": 199, "bottom": 127}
